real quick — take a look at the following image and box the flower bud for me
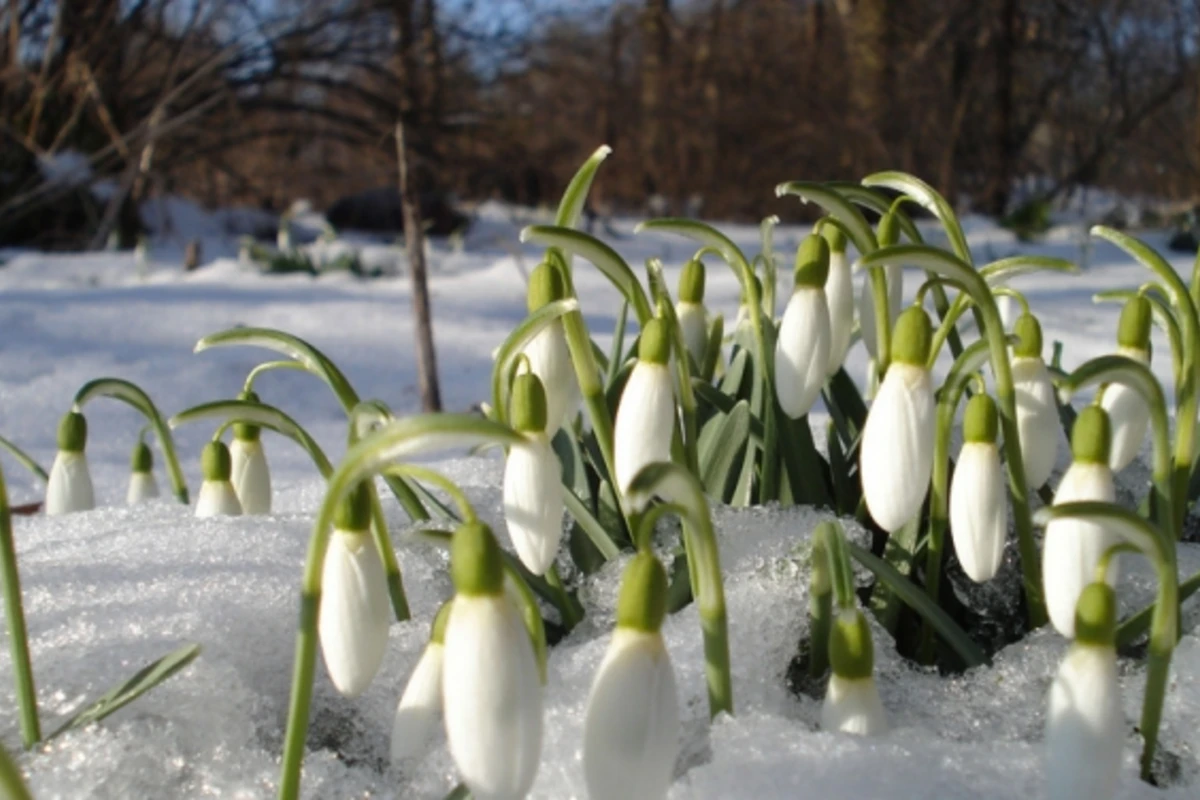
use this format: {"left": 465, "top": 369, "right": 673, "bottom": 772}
{"left": 614, "top": 320, "right": 676, "bottom": 498}
{"left": 823, "top": 226, "right": 854, "bottom": 376}
{"left": 503, "top": 380, "right": 564, "bottom": 575}
{"left": 45, "top": 413, "right": 95, "bottom": 516}
{"left": 126, "top": 441, "right": 159, "bottom": 505}
{"left": 391, "top": 601, "right": 451, "bottom": 763}
{"left": 196, "top": 441, "right": 242, "bottom": 517}
{"left": 775, "top": 236, "right": 832, "bottom": 418}
{"left": 1011, "top": 315, "right": 1059, "bottom": 488}
{"left": 821, "top": 608, "right": 887, "bottom": 736}
{"left": 950, "top": 394, "right": 1007, "bottom": 582}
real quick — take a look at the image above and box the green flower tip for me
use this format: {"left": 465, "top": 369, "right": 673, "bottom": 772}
{"left": 429, "top": 599, "right": 454, "bottom": 645}
{"left": 793, "top": 234, "right": 830, "bottom": 289}
{"left": 130, "top": 440, "right": 153, "bottom": 473}
{"left": 1117, "top": 295, "right": 1152, "bottom": 351}
{"left": 678, "top": 259, "right": 706, "bottom": 304}
{"left": 451, "top": 521, "right": 505, "bottom": 596}
{"left": 890, "top": 306, "right": 932, "bottom": 366}
{"left": 1012, "top": 313, "right": 1043, "bottom": 358}
{"left": 877, "top": 211, "right": 900, "bottom": 247}
{"left": 616, "top": 550, "right": 668, "bottom": 633}
{"left": 1073, "top": 581, "right": 1117, "bottom": 647}
{"left": 829, "top": 608, "right": 874, "bottom": 680}
{"left": 639, "top": 318, "right": 671, "bottom": 365}
{"left": 963, "top": 393, "right": 999, "bottom": 444}
{"left": 809, "top": 528, "right": 832, "bottom": 597}
{"left": 233, "top": 390, "right": 262, "bottom": 442}
{"left": 57, "top": 411, "right": 88, "bottom": 453}
{"left": 740, "top": 274, "right": 763, "bottom": 306}
{"left": 527, "top": 262, "right": 567, "bottom": 312}
{"left": 332, "top": 480, "right": 371, "bottom": 532}
{"left": 201, "top": 440, "right": 232, "bottom": 481}
{"left": 511, "top": 372, "right": 548, "bottom": 433}
{"left": 1071, "top": 405, "right": 1112, "bottom": 464}
{"left": 821, "top": 223, "right": 847, "bottom": 254}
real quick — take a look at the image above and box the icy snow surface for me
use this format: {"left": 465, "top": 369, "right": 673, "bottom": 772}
{"left": 1, "top": 204, "right": 1198, "bottom": 797}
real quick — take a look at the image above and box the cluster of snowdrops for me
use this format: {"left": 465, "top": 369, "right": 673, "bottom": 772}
{"left": 2, "top": 147, "right": 1198, "bottom": 800}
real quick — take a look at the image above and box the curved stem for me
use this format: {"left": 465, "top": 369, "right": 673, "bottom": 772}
{"left": 170, "top": 399, "right": 334, "bottom": 477}
{"left": 991, "top": 286, "right": 1030, "bottom": 317}
{"left": 0, "top": 436, "right": 47, "bottom": 484}
{"left": 242, "top": 359, "right": 309, "bottom": 394}
{"left": 364, "top": 481, "right": 409, "bottom": 622}
{"left": 383, "top": 464, "right": 477, "bottom": 522}
{"left": 0, "top": 465, "right": 39, "bottom": 747}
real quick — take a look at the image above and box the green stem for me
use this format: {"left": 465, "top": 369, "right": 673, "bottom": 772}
{"left": 0, "top": 743, "right": 33, "bottom": 800}
{"left": 365, "top": 482, "right": 410, "bottom": 622}
{"left": 0, "top": 464, "right": 40, "bottom": 747}
{"left": 0, "top": 436, "right": 47, "bottom": 484}
{"left": 385, "top": 464, "right": 478, "bottom": 522}
{"left": 242, "top": 359, "right": 309, "bottom": 394}
{"left": 545, "top": 564, "right": 580, "bottom": 631}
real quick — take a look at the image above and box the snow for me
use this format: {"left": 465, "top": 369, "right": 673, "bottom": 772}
{"left": 1, "top": 204, "right": 1198, "bottom": 797}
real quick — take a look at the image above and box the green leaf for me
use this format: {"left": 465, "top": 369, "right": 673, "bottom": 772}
{"left": 775, "top": 182, "right": 878, "bottom": 258}
{"left": 554, "top": 145, "right": 612, "bottom": 229}
{"left": 825, "top": 418, "right": 858, "bottom": 515}
{"left": 691, "top": 381, "right": 764, "bottom": 443}
{"left": 605, "top": 299, "right": 630, "bottom": 389}
{"left": 562, "top": 486, "right": 622, "bottom": 561}
{"left": 861, "top": 171, "right": 971, "bottom": 265}
{"left": 490, "top": 298, "right": 580, "bottom": 423}
{"left": 698, "top": 401, "right": 751, "bottom": 496}
{"left": 519, "top": 226, "right": 652, "bottom": 323}
{"left": 980, "top": 255, "right": 1079, "bottom": 284}
{"left": 847, "top": 543, "right": 987, "bottom": 668}
{"left": 701, "top": 314, "right": 724, "bottom": 383}
{"left": 48, "top": 643, "right": 202, "bottom": 739}
{"left": 0, "top": 435, "right": 47, "bottom": 484}
{"left": 869, "top": 515, "right": 923, "bottom": 633}
{"left": 778, "top": 412, "right": 832, "bottom": 509}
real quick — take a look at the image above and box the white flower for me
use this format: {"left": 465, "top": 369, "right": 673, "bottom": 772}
{"left": 858, "top": 263, "right": 902, "bottom": 361}
{"left": 1044, "top": 461, "right": 1118, "bottom": 637}
{"left": 195, "top": 480, "right": 242, "bottom": 517}
{"left": 126, "top": 470, "right": 159, "bottom": 505}
{"left": 1012, "top": 355, "right": 1061, "bottom": 489}
{"left": 503, "top": 432, "right": 563, "bottom": 575}
{"left": 230, "top": 437, "right": 272, "bottom": 514}
{"left": 774, "top": 235, "right": 832, "bottom": 418}
{"left": 45, "top": 450, "right": 95, "bottom": 515}
{"left": 821, "top": 673, "right": 889, "bottom": 736}
{"left": 390, "top": 641, "right": 444, "bottom": 763}
{"left": 861, "top": 361, "right": 934, "bottom": 533}
{"left": 824, "top": 246, "right": 854, "bottom": 376}
{"left": 443, "top": 593, "right": 543, "bottom": 800}
{"left": 1099, "top": 347, "right": 1150, "bottom": 473}
{"left": 950, "top": 442, "right": 1008, "bottom": 582}
{"left": 319, "top": 528, "right": 391, "bottom": 697}
{"left": 523, "top": 262, "right": 579, "bottom": 435}
{"left": 583, "top": 628, "right": 679, "bottom": 800}
{"left": 614, "top": 320, "right": 676, "bottom": 498}
{"left": 676, "top": 300, "right": 708, "bottom": 369}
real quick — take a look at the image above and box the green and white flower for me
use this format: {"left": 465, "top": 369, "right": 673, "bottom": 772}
{"left": 391, "top": 601, "right": 451, "bottom": 763}
{"left": 230, "top": 392, "right": 272, "bottom": 514}
{"left": 126, "top": 440, "right": 159, "bottom": 505}
{"left": 823, "top": 226, "right": 854, "bottom": 376}
{"left": 1099, "top": 296, "right": 1152, "bottom": 472}
{"left": 195, "top": 440, "right": 243, "bottom": 518}
{"left": 675, "top": 258, "right": 709, "bottom": 370}
{"left": 522, "top": 262, "right": 579, "bottom": 435}
{"left": 774, "top": 234, "right": 831, "bottom": 418}
{"left": 614, "top": 318, "right": 676, "bottom": 499}
{"left": 950, "top": 393, "right": 1008, "bottom": 582}
{"left": 821, "top": 607, "right": 887, "bottom": 736}
{"left": 45, "top": 411, "right": 95, "bottom": 516}
{"left": 502, "top": 373, "right": 564, "bottom": 575}
{"left": 1011, "top": 313, "right": 1060, "bottom": 489}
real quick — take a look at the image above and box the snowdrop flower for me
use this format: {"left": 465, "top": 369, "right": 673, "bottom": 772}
{"left": 125, "top": 440, "right": 159, "bottom": 505}
{"left": 950, "top": 393, "right": 1008, "bottom": 582}
{"left": 733, "top": 274, "right": 763, "bottom": 336}
{"left": 1045, "top": 582, "right": 1123, "bottom": 800}
{"left": 823, "top": 226, "right": 854, "bottom": 376}
{"left": 45, "top": 411, "right": 95, "bottom": 515}
{"left": 858, "top": 212, "right": 903, "bottom": 362}
{"left": 614, "top": 318, "right": 676, "bottom": 499}
{"left": 1011, "top": 313, "right": 1060, "bottom": 489}
{"left": 319, "top": 481, "right": 390, "bottom": 697}
{"left": 1099, "top": 295, "right": 1152, "bottom": 473}
{"left": 443, "top": 521, "right": 543, "bottom": 800}
{"left": 675, "top": 258, "right": 709, "bottom": 370}
{"left": 821, "top": 607, "right": 888, "bottom": 736}
{"left": 230, "top": 391, "right": 272, "bottom": 514}
{"left": 391, "top": 601, "right": 451, "bottom": 763}
{"left": 195, "top": 440, "right": 242, "bottom": 518}
{"left": 774, "top": 233, "right": 831, "bottom": 418}
{"left": 583, "top": 551, "right": 679, "bottom": 800}
{"left": 522, "top": 261, "right": 579, "bottom": 435}
{"left": 1044, "top": 406, "right": 1118, "bottom": 638}
{"left": 860, "top": 306, "right": 935, "bottom": 533}
{"left": 503, "top": 373, "right": 564, "bottom": 575}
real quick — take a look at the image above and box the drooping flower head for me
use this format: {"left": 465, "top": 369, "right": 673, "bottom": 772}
{"left": 584, "top": 551, "right": 679, "bottom": 800}
{"left": 503, "top": 373, "right": 564, "bottom": 575}
{"left": 45, "top": 411, "right": 95, "bottom": 516}
{"left": 230, "top": 390, "right": 272, "bottom": 514}
{"left": 821, "top": 607, "right": 888, "bottom": 736}
{"left": 195, "top": 440, "right": 242, "bottom": 518}
{"left": 523, "top": 261, "right": 579, "bottom": 435}
{"left": 391, "top": 600, "right": 452, "bottom": 763}
{"left": 1046, "top": 582, "right": 1123, "bottom": 800}
{"left": 822, "top": 224, "right": 854, "bottom": 376}
{"left": 444, "top": 521, "right": 543, "bottom": 800}
{"left": 1011, "top": 312, "right": 1061, "bottom": 489}
{"left": 950, "top": 392, "right": 1008, "bottom": 583}
{"left": 675, "top": 258, "right": 709, "bottom": 371}
{"left": 774, "top": 233, "right": 832, "bottom": 418}
{"left": 1100, "top": 295, "right": 1152, "bottom": 472}
{"left": 861, "top": 305, "right": 935, "bottom": 533}
{"left": 126, "top": 439, "right": 159, "bottom": 505}
{"left": 614, "top": 317, "right": 676, "bottom": 500}
{"left": 1044, "top": 406, "right": 1119, "bottom": 638}
{"left": 319, "top": 480, "right": 390, "bottom": 697}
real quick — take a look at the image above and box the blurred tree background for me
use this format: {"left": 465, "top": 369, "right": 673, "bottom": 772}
{"left": 2, "top": 0, "right": 1199, "bottom": 242}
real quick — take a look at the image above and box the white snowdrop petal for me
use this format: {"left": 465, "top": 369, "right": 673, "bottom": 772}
{"left": 583, "top": 629, "right": 680, "bottom": 800}
{"left": 230, "top": 438, "right": 272, "bottom": 514}
{"left": 1044, "top": 463, "right": 1118, "bottom": 638}
{"left": 676, "top": 301, "right": 708, "bottom": 369}
{"left": 1100, "top": 382, "right": 1149, "bottom": 473}
{"left": 825, "top": 250, "right": 854, "bottom": 375}
{"left": 195, "top": 480, "right": 243, "bottom": 518}
{"left": 860, "top": 363, "right": 935, "bottom": 532}
{"left": 614, "top": 362, "right": 676, "bottom": 498}
{"left": 949, "top": 442, "right": 1008, "bottom": 582}
{"left": 503, "top": 433, "right": 564, "bottom": 575}
{"left": 1012, "top": 356, "right": 1060, "bottom": 489}
{"left": 1045, "top": 645, "right": 1123, "bottom": 800}
{"left": 443, "top": 594, "right": 543, "bottom": 800}
{"left": 774, "top": 288, "right": 831, "bottom": 418}
{"left": 125, "top": 471, "right": 159, "bottom": 506}
{"left": 523, "top": 321, "right": 579, "bottom": 435}
{"left": 318, "top": 529, "right": 391, "bottom": 697}
{"left": 391, "top": 642, "right": 444, "bottom": 763}
{"left": 821, "top": 674, "right": 888, "bottom": 736}
{"left": 45, "top": 451, "right": 95, "bottom": 515}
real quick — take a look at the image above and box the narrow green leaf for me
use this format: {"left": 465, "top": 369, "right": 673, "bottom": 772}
{"left": 519, "top": 226, "right": 652, "bottom": 323}
{"left": 701, "top": 314, "right": 724, "bottom": 383}
{"left": 554, "top": 145, "right": 612, "bottom": 229}
{"left": 605, "top": 299, "right": 630, "bottom": 389}
{"left": 699, "top": 401, "right": 751, "bottom": 496}
{"left": 0, "top": 435, "right": 47, "bottom": 484}
{"left": 562, "top": 486, "right": 622, "bottom": 561}
{"left": 861, "top": 172, "right": 971, "bottom": 264}
{"left": 980, "top": 255, "right": 1079, "bottom": 284}
{"left": 869, "top": 515, "right": 923, "bottom": 633}
{"left": 775, "top": 181, "right": 878, "bottom": 258}
{"left": 170, "top": 399, "right": 333, "bottom": 477}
